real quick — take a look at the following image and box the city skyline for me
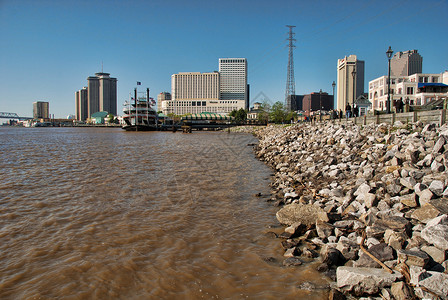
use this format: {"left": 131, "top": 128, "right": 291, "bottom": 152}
{"left": 1, "top": 0, "right": 447, "bottom": 118}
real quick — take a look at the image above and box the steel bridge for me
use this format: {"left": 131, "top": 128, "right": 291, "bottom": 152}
{"left": 0, "top": 112, "right": 33, "bottom": 120}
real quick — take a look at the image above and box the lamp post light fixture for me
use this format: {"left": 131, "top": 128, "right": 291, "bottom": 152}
{"left": 386, "top": 46, "right": 394, "bottom": 114}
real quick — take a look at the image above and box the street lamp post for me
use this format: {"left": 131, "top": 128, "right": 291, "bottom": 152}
{"left": 332, "top": 81, "right": 336, "bottom": 112}
{"left": 351, "top": 67, "right": 356, "bottom": 115}
{"left": 386, "top": 46, "right": 394, "bottom": 114}
{"left": 319, "top": 89, "right": 323, "bottom": 121}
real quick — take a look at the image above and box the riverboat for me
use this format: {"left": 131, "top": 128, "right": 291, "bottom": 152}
{"left": 122, "top": 88, "right": 158, "bottom": 131}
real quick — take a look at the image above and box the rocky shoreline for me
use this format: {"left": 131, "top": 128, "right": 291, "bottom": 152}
{"left": 246, "top": 121, "right": 448, "bottom": 299}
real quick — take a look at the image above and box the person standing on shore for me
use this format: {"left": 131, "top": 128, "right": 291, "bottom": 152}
{"left": 405, "top": 97, "right": 410, "bottom": 112}
{"left": 345, "top": 103, "right": 352, "bottom": 119}
{"left": 397, "top": 97, "right": 404, "bottom": 113}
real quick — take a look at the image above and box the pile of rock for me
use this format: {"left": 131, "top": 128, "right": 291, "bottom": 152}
{"left": 253, "top": 121, "right": 448, "bottom": 299}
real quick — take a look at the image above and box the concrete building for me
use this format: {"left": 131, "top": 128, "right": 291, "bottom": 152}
{"left": 33, "top": 101, "right": 49, "bottom": 119}
{"left": 443, "top": 70, "right": 448, "bottom": 84}
{"left": 75, "top": 87, "right": 88, "bottom": 121}
{"left": 247, "top": 102, "right": 262, "bottom": 121}
{"left": 171, "top": 72, "right": 220, "bottom": 101}
{"left": 287, "top": 94, "right": 304, "bottom": 112}
{"left": 157, "top": 92, "right": 171, "bottom": 113}
{"left": 219, "top": 58, "right": 248, "bottom": 110}
{"left": 337, "top": 55, "right": 365, "bottom": 111}
{"left": 369, "top": 72, "right": 448, "bottom": 111}
{"left": 85, "top": 72, "right": 117, "bottom": 118}
{"left": 162, "top": 58, "right": 248, "bottom": 115}
{"left": 302, "top": 92, "right": 334, "bottom": 116}
{"left": 391, "top": 50, "right": 422, "bottom": 77}
{"left": 162, "top": 99, "right": 245, "bottom": 115}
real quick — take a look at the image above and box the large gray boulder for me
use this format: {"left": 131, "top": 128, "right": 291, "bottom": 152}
{"left": 421, "top": 214, "right": 448, "bottom": 251}
{"left": 336, "top": 266, "right": 403, "bottom": 296}
{"left": 353, "top": 243, "right": 394, "bottom": 268}
{"left": 276, "top": 203, "right": 325, "bottom": 226}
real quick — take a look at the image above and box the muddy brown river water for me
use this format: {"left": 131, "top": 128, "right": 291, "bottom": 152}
{"left": 0, "top": 127, "right": 328, "bottom": 299}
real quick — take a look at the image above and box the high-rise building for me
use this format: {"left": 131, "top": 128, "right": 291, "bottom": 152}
{"left": 162, "top": 59, "right": 248, "bottom": 115}
{"left": 86, "top": 72, "right": 117, "bottom": 118}
{"left": 33, "top": 101, "right": 49, "bottom": 119}
{"left": 336, "top": 55, "right": 365, "bottom": 111}
{"left": 75, "top": 87, "right": 88, "bottom": 121}
{"left": 219, "top": 58, "right": 248, "bottom": 109}
{"left": 391, "top": 50, "right": 422, "bottom": 77}
{"left": 157, "top": 92, "right": 171, "bottom": 113}
{"left": 171, "top": 72, "right": 220, "bottom": 100}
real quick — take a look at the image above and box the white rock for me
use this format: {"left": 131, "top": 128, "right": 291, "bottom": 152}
{"left": 421, "top": 215, "right": 448, "bottom": 251}
{"left": 337, "top": 266, "right": 403, "bottom": 296}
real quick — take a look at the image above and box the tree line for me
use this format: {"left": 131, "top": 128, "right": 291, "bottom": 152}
{"left": 229, "top": 101, "right": 297, "bottom": 124}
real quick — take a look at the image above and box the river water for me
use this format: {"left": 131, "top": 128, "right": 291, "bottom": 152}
{"left": 0, "top": 127, "right": 327, "bottom": 299}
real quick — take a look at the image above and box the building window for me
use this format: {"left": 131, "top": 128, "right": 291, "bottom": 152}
{"left": 407, "top": 87, "right": 414, "bottom": 95}
{"left": 433, "top": 77, "right": 439, "bottom": 83}
{"left": 419, "top": 77, "right": 429, "bottom": 83}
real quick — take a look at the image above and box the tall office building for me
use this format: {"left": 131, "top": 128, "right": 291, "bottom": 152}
{"left": 75, "top": 87, "right": 88, "bottom": 121}
{"left": 219, "top": 58, "right": 248, "bottom": 109}
{"left": 163, "top": 58, "right": 248, "bottom": 115}
{"left": 33, "top": 101, "right": 50, "bottom": 119}
{"left": 86, "top": 72, "right": 117, "bottom": 117}
{"left": 391, "top": 50, "right": 422, "bottom": 77}
{"left": 336, "top": 55, "right": 365, "bottom": 111}
{"left": 171, "top": 72, "right": 220, "bottom": 100}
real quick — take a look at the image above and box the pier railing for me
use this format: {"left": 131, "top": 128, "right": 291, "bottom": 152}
{"left": 328, "top": 109, "right": 447, "bottom": 127}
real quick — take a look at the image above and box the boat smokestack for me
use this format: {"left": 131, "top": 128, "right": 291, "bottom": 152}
{"left": 147, "top": 88, "right": 150, "bottom": 101}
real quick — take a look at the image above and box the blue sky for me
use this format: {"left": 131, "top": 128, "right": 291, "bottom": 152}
{"left": 1, "top": 0, "right": 447, "bottom": 118}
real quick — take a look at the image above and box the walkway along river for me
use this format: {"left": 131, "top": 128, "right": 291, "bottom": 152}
{"left": 0, "top": 127, "right": 328, "bottom": 299}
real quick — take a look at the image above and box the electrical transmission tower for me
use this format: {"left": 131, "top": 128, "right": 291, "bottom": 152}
{"left": 285, "top": 25, "right": 296, "bottom": 111}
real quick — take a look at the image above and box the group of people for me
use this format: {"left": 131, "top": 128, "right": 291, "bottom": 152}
{"left": 329, "top": 104, "right": 359, "bottom": 120}
{"left": 316, "top": 97, "right": 412, "bottom": 121}
{"left": 393, "top": 98, "right": 405, "bottom": 113}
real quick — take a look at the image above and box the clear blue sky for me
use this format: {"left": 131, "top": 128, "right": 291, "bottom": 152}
{"left": 1, "top": 0, "right": 447, "bottom": 118}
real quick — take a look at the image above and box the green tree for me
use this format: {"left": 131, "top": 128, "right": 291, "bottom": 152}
{"left": 235, "top": 108, "right": 247, "bottom": 124}
{"left": 107, "top": 114, "right": 115, "bottom": 124}
{"left": 230, "top": 108, "right": 247, "bottom": 124}
{"left": 286, "top": 111, "right": 298, "bottom": 123}
{"left": 270, "top": 101, "right": 287, "bottom": 124}
{"left": 167, "top": 113, "right": 182, "bottom": 123}
{"left": 257, "top": 101, "right": 271, "bottom": 124}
